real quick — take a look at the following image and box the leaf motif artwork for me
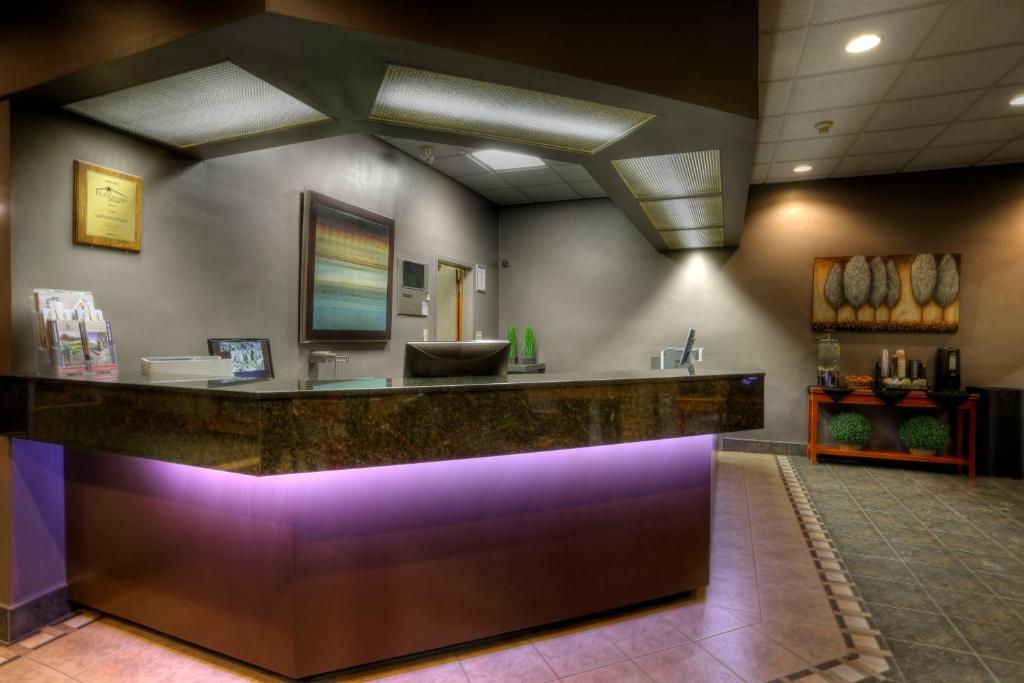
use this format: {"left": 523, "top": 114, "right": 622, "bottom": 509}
{"left": 811, "top": 254, "right": 960, "bottom": 332}
{"left": 824, "top": 263, "right": 845, "bottom": 311}
{"left": 843, "top": 256, "right": 871, "bottom": 309}
{"left": 869, "top": 256, "right": 888, "bottom": 308}
{"left": 885, "top": 259, "right": 901, "bottom": 308}
{"left": 935, "top": 253, "right": 960, "bottom": 307}
{"left": 911, "top": 253, "right": 937, "bottom": 306}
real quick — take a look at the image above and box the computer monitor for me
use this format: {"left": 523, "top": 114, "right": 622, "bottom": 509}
{"left": 679, "top": 328, "right": 696, "bottom": 368}
{"left": 207, "top": 338, "right": 274, "bottom": 379}
{"left": 404, "top": 341, "right": 509, "bottom": 378}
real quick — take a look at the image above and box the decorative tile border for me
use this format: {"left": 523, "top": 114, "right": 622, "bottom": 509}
{"left": 769, "top": 455, "right": 899, "bottom": 683}
{"left": 0, "top": 610, "right": 99, "bottom": 667}
{"left": 720, "top": 437, "right": 808, "bottom": 457}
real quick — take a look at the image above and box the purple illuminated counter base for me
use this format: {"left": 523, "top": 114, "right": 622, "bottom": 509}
{"left": 65, "top": 435, "right": 714, "bottom": 678}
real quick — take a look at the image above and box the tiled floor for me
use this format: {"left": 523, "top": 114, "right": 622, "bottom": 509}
{"left": 793, "top": 455, "right": 1024, "bottom": 682}
{"left": 0, "top": 452, "right": 883, "bottom": 683}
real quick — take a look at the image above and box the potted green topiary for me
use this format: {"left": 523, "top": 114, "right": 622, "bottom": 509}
{"left": 522, "top": 326, "right": 536, "bottom": 364}
{"left": 829, "top": 411, "right": 871, "bottom": 451}
{"left": 900, "top": 415, "right": 949, "bottom": 456}
{"left": 506, "top": 326, "right": 518, "bottom": 363}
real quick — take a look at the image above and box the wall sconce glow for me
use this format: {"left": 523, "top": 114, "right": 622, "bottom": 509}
{"left": 845, "top": 34, "right": 881, "bottom": 54}
{"left": 660, "top": 228, "right": 725, "bottom": 249}
{"left": 470, "top": 149, "right": 546, "bottom": 171}
{"left": 793, "top": 164, "right": 814, "bottom": 173}
{"left": 640, "top": 196, "right": 723, "bottom": 230}
{"left": 64, "top": 61, "right": 330, "bottom": 149}
{"left": 1010, "top": 94, "right": 1024, "bottom": 106}
{"left": 612, "top": 150, "right": 721, "bottom": 199}
{"left": 369, "top": 65, "right": 656, "bottom": 154}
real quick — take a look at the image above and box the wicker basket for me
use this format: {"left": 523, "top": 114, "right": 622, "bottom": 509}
{"left": 844, "top": 375, "right": 874, "bottom": 391}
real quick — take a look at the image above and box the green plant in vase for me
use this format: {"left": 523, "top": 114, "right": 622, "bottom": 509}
{"left": 522, "top": 326, "right": 536, "bottom": 363}
{"left": 829, "top": 411, "right": 871, "bottom": 451}
{"left": 900, "top": 415, "right": 949, "bottom": 456}
{"left": 506, "top": 326, "right": 518, "bottom": 363}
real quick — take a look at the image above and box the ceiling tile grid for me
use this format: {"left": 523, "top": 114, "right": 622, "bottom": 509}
{"left": 380, "top": 136, "right": 606, "bottom": 205}
{"left": 756, "top": 0, "right": 1024, "bottom": 184}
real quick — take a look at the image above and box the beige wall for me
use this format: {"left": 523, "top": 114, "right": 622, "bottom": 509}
{"left": 499, "top": 164, "right": 1024, "bottom": 443}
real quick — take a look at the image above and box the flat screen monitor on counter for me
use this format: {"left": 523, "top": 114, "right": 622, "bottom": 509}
{"left": 207, "top": 338, "right": 274, "bottom": 379}
{"left": 404, "top": 341, "right": 509, "bottom": 378}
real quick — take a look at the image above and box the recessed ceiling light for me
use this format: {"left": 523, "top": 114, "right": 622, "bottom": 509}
{"left": 793, "top": 164, "right": 814, "bottom": 173}
{"left": 64, "top": 61, "right": 330, "bottom": 149}
{"left": 369, "top": 65, "right": 656, "bottom": 154}
{"left": 845, "top": 34, "right": 881, "bottom": 54}
{"left": 612, "top": 150, "right": 721, "bottom": 199}
{"left": 470, "top": 149, "right": 546, "bottom": 171}
{"left": 640, "top": 196, "right": 723, "bottom": 230}
{"left": 660, "top": 228, "right": 725, "bottom": 250}
{"left": 1010, "top": 94, "right": 1024, "bottom": 106}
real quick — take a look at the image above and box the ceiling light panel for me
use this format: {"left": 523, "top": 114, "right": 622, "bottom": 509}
{"left": 65, "top": 62, "right": 330, "bottom": 148}
{"left": 470, "top": 149, "right": 546, "bottom": 171}
{"left": 612, "top": 150, "right": 721, "bottom": 199}
{"left": 369, "top": 65, "right": 655, "bottom": 154}
{"left": 660, "top": 228, "right": 725, "bottom": 249}
{"left": 640, "top": 196, "right": 723, "bottom": 230}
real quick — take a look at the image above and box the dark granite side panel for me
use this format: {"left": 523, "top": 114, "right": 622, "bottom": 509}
{"left": 25, "top": 381, "right": 262, "bottom": 472}
{"left": 261, "top": 377, "right": 764, "bottom": 473}
{"left": 0, "top": 586, "right": 68, "bottom": 643}
{"left": 8, "top": 374, "right": 764, "bottom": 474}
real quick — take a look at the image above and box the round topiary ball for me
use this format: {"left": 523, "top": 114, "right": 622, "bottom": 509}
{"left": 829, "top": 411, "right": 871, "bottom": 447}
{"left": 900, "top": 415, "right": 949, "bottom": 453}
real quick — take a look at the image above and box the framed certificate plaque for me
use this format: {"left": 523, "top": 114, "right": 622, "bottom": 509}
{"left": 73, "top": 160, "right": 143, "bottom": 252}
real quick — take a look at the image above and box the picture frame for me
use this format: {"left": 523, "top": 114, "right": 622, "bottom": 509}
{"left": 811, "top": 253, "right": 960, "bottom": 332}
{"left": 73, "top": 160, "right": 143, "bottom": 252}
{"left": 300, "top": 190, "right": 395, "bottom": 342}
{"left": 207, "top": 338, "right": 275, "bottom": 379}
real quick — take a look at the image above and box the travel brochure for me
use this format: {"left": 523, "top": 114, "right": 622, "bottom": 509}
{"left": 33, "top": 288, "right": 117, "bottom": 373}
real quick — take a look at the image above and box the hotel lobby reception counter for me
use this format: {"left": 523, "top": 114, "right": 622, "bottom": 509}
{"left": 0, "top": 369, "right": 763, "bottom": 678}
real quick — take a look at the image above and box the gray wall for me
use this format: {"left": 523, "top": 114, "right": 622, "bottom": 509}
{"left": 499, "top": 165, "right": 1024, "bottom": 443}
{"left": 11, "top": 109, "right": 499, "bottom": 378}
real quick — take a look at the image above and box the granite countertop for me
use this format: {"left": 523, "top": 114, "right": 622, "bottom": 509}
{"left": 4, "top": 367, "right": 764, "bottom": 399}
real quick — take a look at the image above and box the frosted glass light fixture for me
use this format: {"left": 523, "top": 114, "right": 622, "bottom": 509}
{"left": 470, "top": 149, "right": 546, "bottom": 171}
{"left": 64, "top": 61, "right": 330, "bottom": 149}
{"left": 793, "top": 164, "right": 814, "bottom": 173}
{"left": 845, "top": 34, "right": 881, "bottom": 53}
{"left": 1010, "top": 94, "right": 1024, "bottom": 106}
{"left": 612, "top": 150, "right": 721, "bottom": 199}
{"left": 640, "top": 196, "right": 723, "bottom": 230}
{"left": 369, "top": 65, "right": 656, "bottom": 154}
{"left": 660, "top": 228, "right": 725, "bottom": 249}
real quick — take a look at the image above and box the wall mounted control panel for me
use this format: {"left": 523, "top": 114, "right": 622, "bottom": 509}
{"left": 397, "top": 258, "right": 428, "bottom": 317}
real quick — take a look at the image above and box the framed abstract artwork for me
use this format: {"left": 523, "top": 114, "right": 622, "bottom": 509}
{"left": 811, "top": 253, "right": 960, "bottom": 332}
{"left": 300, "top": 191, "right": 395, "bottom": 341}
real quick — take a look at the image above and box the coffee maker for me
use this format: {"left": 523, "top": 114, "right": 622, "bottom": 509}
{"left": 935, "top": 347, "right": 962, "bottom": 391}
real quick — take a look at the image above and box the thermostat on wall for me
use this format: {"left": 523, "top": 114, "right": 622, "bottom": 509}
{"left": 475, "top": 265, "right": 486, "bottom": 293}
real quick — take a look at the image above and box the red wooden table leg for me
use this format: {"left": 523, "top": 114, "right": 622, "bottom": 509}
{"left": 968, "top": 401, "right": 977, "bottom": 479}
{"left": 957, "top": 409, "right": 965, "bottom": 475}
{"left": 808, "top": 393, "right": 818, "bottom": 465}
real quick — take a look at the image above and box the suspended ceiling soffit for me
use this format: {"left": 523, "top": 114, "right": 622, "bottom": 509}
{"left": 15, "top": 11, "right": 757, "bottom": 251}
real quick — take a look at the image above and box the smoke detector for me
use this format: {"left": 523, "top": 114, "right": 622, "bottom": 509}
{"left": 419, "top": 144, "right": 435, "bottom": 165}
{"left": 815, "top": 120, "right": 834, "bottom": 135}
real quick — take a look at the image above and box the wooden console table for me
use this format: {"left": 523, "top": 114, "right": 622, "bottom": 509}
{"left": 807, "top": 387, "right": 978, "bottom": 478}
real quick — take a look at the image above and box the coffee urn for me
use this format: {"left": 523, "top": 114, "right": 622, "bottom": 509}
{"left": 935, "top": 347, "right": 962, "bottom": 391}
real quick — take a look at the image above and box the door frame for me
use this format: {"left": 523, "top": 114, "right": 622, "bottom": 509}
{"left": 433, "top": 254, "right": 475, "bottom": 343}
